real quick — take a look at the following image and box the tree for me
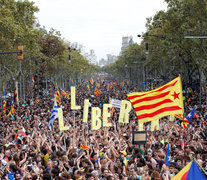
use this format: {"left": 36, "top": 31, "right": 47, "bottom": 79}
{"left": 0, "top": 0, "right": 41, "bottom": 104}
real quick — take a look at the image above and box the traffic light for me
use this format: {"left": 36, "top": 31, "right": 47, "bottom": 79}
{"left": 17, "top": 46, "right": 23, "bottom": 60}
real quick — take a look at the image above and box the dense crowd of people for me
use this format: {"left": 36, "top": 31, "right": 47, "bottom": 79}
{"left": 0, "top": 73, "right": 206, "bottom": 180}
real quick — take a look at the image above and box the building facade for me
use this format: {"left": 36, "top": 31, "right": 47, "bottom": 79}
{"left": 121, "top": 36, "right": 134, "bottom": 51}
{"left": 87, "top": 49, "right": 97, "bottom": 65}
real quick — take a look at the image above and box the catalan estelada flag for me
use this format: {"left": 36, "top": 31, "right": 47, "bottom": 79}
{"left": 172, "top": 161, "right": 206, "bottom": 180}
{"left": 204, "top": 112, "right": 207, "bottom": 119}
{"left": 107, "top": 83, "right": 110, "bottom": 90}
{"left": 182, "top": 106, "right": 196, "bottom": 129}
{"left": 80, "top": 144, "right": 89, "bottom": 151}
{"left": 94, "top": 88, "right": 100, "bottom": 96}
{"left": 13, "top": 88, "right": 17, "bottom": 103}
{"left": 7, "top": 98, "right": 15, "bottom": 117}
{"left": 90, "top": 78, "right": 94, "bottom": 84}
{"left": 86, "top": 83, "right": 90, "bottom": 91}
{"left": 3, "top": 91, "right": 6, "bottom": 114}
{"left": 55, "top": 86, "right": 61, "bottom": 105}
{"left": 60, "top": 89, "right": 70, "bottom": 99}
{"left": 32, "top": 77, "right": 35, "bottom": 86}
{"left": 96, "top": 83, "right": 100, "bottom": 88}
{"left": 120, "top": 80, "right": 125, "bottom": 86}
{"left": 36, "top": 96, "right": 40, "bottom": 104}
{"left": 175, "top": 106, "right": 197, "bottom": 129}
{"left": 164, "top": 144, "right": 170, "bottom": 166}
{"left": 110, "top": 82, "right": 113, "bottom": 89}
{"left": 127, "top": 76, "right": 184, "bottom": 123}
{"left": 175, "top": 113, "right": 185, "bottom": 120}
{"left": 175, "top": 114, "right": 189, "bottom": 129}
{"left": 109, "top": 97, "right": 114, "bottom": 111}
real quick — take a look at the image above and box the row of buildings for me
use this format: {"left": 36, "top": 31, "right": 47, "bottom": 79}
{"left": 34, "top": 22, "right": 134, "bottom": 66}
{"left": 72, "top": 35, "right": 134, "bottom": 66}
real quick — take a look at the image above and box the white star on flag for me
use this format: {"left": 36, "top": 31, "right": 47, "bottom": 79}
{"left": 168, "top": 156, "right": 171, "bottom": 161}
{"left": 187, "top": 114, "right": 192, "bottom": 118}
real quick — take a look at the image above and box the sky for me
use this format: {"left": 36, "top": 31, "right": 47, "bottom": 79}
{"left": 32, "top": 0, "right": 167, "bottom": 62}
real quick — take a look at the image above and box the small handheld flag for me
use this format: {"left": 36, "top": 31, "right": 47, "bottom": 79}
{"left": 55, "top": 86, "right": 61, "bottom": 105}
{"left": 3, "top": 91, "right": 6, "bottom": 114}
{"left": 13, "top": 88, "right": 17, "bottom": 103}
{"left": 94, "top": 88, "right": 100, "bottom": 96}
{"left": 32, "top": 77, "right": 35, "bottom": 86}
{"left": 7, "top": 98, "right": 15, "bottom": 117}
{"left": 181, "top": 105, "right": 197, "bottom": 129}
{"left": 204, "top": 112, "right": 207, "bottom": 119}
{"left": 49, "top": 99, "right": 59, "bottom": 131}
{"left": 164, "top": 144, "right": 170, "bottom": 165}
{"left": 80, "top": 144, "right": 89, "bottom": 151}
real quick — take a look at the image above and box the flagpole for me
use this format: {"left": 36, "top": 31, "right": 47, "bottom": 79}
{"left": 104, "top": 127, "right": 107, "bottom": 138}
{"left": 63, "top": 133, "right": 66, "bottom": 151}
{"left": 192, "top": 156, "right": 207, "bottom": 176}
{"left": 183, "top": 126, "right": 186, "bottom": 166}
{"left": 73, "top": 112, "right": 75, "bottom": 128}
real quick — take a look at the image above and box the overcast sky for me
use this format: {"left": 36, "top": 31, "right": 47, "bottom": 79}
{"left": 33, "top": 0, "right": 167, "bottom": 61}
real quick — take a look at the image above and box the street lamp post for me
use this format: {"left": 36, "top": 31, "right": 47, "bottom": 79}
{"left": 137, "top": 33, "right": 165, "bottom": 91}
{"left": 124, "top": 55, "right": 128, "bottom": 80}
{"left": 68, "top": 46, "right": 76, "bottom": 84}
{"left": 68, "top": 47, "right": 76, "bottom": 63}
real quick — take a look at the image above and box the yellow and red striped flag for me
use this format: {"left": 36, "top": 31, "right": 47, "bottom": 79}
{"left": 32, "top": 77, "right": 35, "bottom": 86}
{"left": 61, "top": 89, "right": 70, "bottom": 99}
{"left": 120, "top": 80, "right": 125, "bottom": 86}
{"left": 90, "top": 78, "right": 94, "bottom": 84}
{"left": 86, "top": 83, "right": 90, "bottom": 91}
{"left": 7, "top": 99, "right": 15, "bottom": 117}
{"left": 96, "top": 83, "right": 100, "bottom": 88}
{"left": 36, "top": 96, "right": 40, "bottom": 104}
{"left": 94, "top": 88, "right": 100, "bottom": 96}
{"left": 110, "top": 82, "right": 113, "bottom": 89}
{"left": 55, "top": 86, "right": 61, "bottom": 105}
{"left": 109, "top": 97, "right": 114, "bottom": 111}
{"left": 127, "top": 76, "right": 184, "bottom": 123}
{"left": 175, "top": 114, "right": 189, "bottom": 129}
{"left": 107, "top": 83, "right": 110, "bottom": 90}
{"left": 3, "top": 91, "right": 6, "bottom": 114}
{"left": 175, "top": 114, "right": 184, "bottom": 120}
{"left": 80, "top": 144, "right": 89, "bottom": 151}
{"left": 13, "top": 88, "right": 17, "bottom": 103}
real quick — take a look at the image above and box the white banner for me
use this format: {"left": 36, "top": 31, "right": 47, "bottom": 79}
{"left": 110, "top": 98, "right": 122, "bottom": 108}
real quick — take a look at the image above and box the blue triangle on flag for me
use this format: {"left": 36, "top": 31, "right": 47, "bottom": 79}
{"left": 186, "top": 161, "right": 206, "bottom": 180}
